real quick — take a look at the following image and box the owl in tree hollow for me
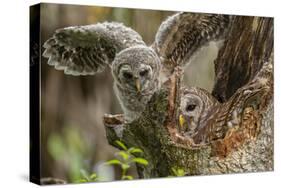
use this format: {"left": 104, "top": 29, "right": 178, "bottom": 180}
{"left": 43, "top": 12, "right": 231, "bottom": 122}
{"left": 178, "top": 61, "right": 273, "bottom": 145}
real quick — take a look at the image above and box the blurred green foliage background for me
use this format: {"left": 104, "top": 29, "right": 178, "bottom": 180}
{"left": 39, "top": 3, "right": 217, "bottom": 182}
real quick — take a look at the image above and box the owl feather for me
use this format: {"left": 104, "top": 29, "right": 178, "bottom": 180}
{"left": 154, "top": 12, "right": 231, "bottom": 69}
{"left": 43, "top": 22, "right": 145, "bottom": 76}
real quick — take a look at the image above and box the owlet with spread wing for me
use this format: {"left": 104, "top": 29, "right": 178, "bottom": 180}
{"left": 43, "top": 12, "right": 231, "bottom": 122}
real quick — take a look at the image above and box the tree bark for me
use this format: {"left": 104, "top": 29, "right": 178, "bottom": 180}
{"left": 213, "top": 16, "right": 273, "bottom": 102}
{"left": 103, "top": 15, "right": 273, "bottom": 178}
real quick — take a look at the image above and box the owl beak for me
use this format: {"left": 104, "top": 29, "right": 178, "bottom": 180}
{"left": 135, "top": 79, "right": 141, "bottom": 92}
{"left": 179, "top": 114, "right": 186, "bottom": 128}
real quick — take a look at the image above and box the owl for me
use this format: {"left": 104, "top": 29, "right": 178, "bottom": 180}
{"left": 43, "top": 12, "right": 231, "bottom": 122}
{"left": 178, "top": 61, "right": 272, "bottom": 145}
{"left": 179, "top": 87, "right": 219, "bottom": 137}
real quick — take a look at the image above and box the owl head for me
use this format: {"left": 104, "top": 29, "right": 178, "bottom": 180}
{"left": 112, "top": 46, "right": 161, "bottom": 93}
{"left": 179, "top": 87, "right": 218, "bottom": 135}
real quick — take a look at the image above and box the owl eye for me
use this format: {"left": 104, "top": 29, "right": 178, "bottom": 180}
{"left": 186, "top": 104, "right": 196, "bottom": 111}
{"left": 139, "top": 69, "right": 149, "bottom": 77}
{"left": 123, "top": 72, "right": 133, "bottom": 79}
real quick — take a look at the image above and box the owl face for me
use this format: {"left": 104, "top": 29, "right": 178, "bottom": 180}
{"left": 112, "top": 46, "right": 161, "bottom": 93}
{"left": 179, "top": 87, "right": 218, "bottom": 135}
{"left": 180, "top": 92, "right": 204, "bottom": 134}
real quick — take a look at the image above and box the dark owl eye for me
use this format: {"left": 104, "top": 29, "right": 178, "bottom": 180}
{"left": 123, "top": 72, "right": 133, "bottom": 79}
{"left": 139, "top": 69, "right": 148, "bottom": 77}
{"left": 186, "top": 104, "right": 196, "bottom": 111}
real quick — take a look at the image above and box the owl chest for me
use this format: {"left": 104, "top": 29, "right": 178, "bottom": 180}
{"left": 113, "top": 84, "right": 152, "bottom": 112}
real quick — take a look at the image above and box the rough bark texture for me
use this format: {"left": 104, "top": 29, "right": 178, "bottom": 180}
{"left": 212, "top": 16, "right": 273, "bottom": 102}
{"left": 103, "top": 15, "right": 273, "bottom": 178}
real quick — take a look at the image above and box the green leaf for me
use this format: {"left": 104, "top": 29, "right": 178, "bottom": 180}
{"left": 171, "top": 167, "right": 177, "bottom": 175}
{"left": 47, "top": 133, "right": 66, "bottom": 161}
{"left": 77, "top": 178, "right": 87, "bottom": 183}
{"left": 80, "top": 169, "right": 90, "bottom": 181}
{"left": 128, "top": 147, "right": 143, "bottom": 154}
{"left": 90, "top": 173, "right": 97, "bottom": 180}
{"left": 122, "top": 175, "right": 133, "bottom": 180}
{"left": 171, "top": 167, "right": 185, "bottom": 177}
{"left": 121, "top": 163, "right": 130, "bottom": 170}
{"left": 177, "top": 169, "right": 185, "bottom": 176}
{"left": 132, "top": 158, "right": 148, "bottom": 166}
{"left": 117, "top": 151, "right": 129, "bottom": 160}
{"left": 105, "top": 159, "right": 122, "bottom": 166}
{"left": 115, "top": 140, "right": 127, "bottom": 150}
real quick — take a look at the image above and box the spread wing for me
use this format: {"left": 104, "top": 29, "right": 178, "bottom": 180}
{"left": 153, "top": 12, "right": 231, "bottom": 69}
{"left": 43, "top": 22, "right": 145, "bottom": 76}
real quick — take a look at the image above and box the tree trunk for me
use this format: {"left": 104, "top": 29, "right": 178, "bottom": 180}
{"left": 213, "top": 16, "right": 273, "bottom": 102}
{"left": 103, "top": 15, "right": 273, "bottom": 178}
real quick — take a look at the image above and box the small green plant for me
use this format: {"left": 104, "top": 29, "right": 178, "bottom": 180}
{"left": 171, "top": 167, "right": 185, "bottom": 177}
{"left": 77, "top": 169, "right": 99, "bottom": 183}
{"left": 75, "top": 140, "right": 148, "bottom": 182}
{"left": 105, "top": 140, "right": 148, "bottom": 180}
